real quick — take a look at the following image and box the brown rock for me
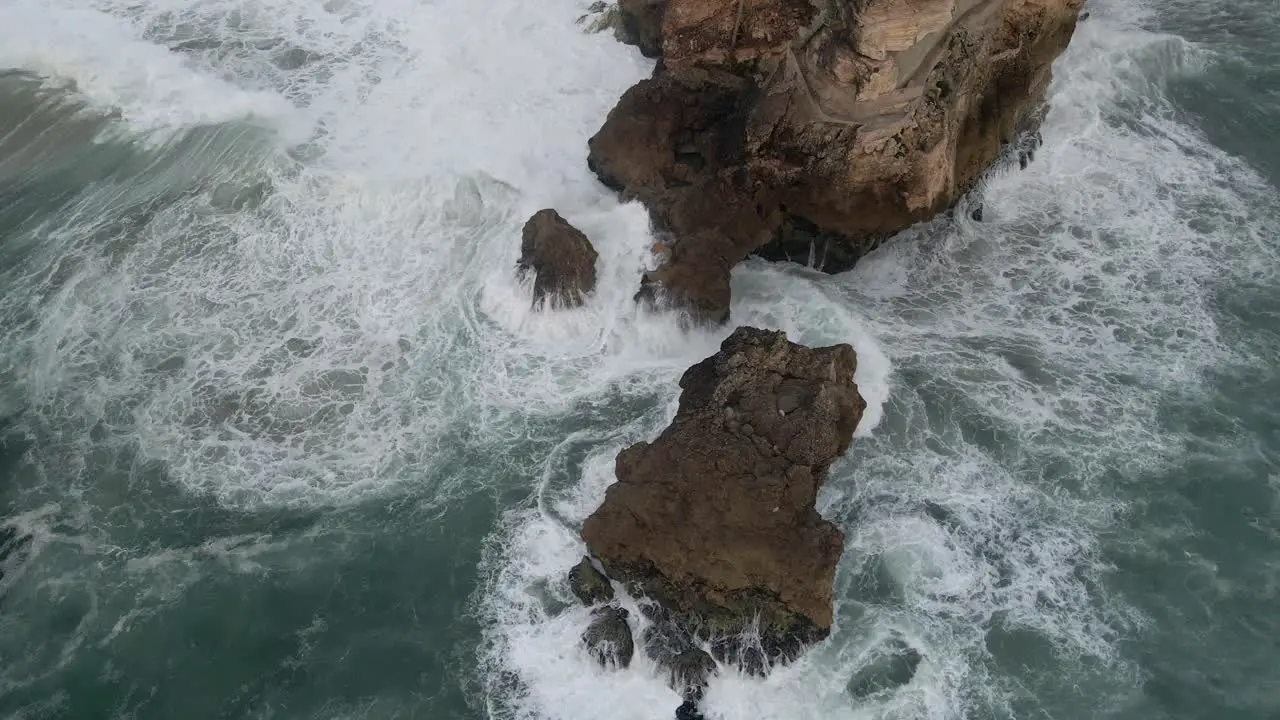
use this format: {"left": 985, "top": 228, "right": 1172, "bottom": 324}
{"left": 589, "top": 0, "right": 1084, "bottom": 287}
{"left": 617, "top": 0, "right": 668, "bottom": 57}
{"left": 581, "top": 327, "right": 867, "bottom": 664}
{"left": 516, "top": 209, "right": 598, "bottom": 309}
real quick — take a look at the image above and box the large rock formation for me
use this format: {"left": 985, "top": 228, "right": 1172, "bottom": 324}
{"left": 580, "top": 327, "right": 867, "bottom": 668}
{"left": 590, "top": 0, "right": 1084, "bottom": 319}
{"left": 516, "top": 209, "right": 599, "bottom": 309}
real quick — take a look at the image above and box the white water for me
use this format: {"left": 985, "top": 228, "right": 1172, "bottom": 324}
{"left": 2, "top": 0, "right": 1278, "bottom": 718}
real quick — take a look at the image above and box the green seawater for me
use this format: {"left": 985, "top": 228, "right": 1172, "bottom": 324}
{"left": 1, "top": 0, "right": 1278, "bottom": 718}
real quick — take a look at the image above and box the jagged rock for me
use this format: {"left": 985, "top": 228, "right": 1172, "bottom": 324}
{"left": 634, "top": 232, "right": 734, "bottom": 325}
{"left": 581, "top": 327, "right": 866, "bottom": 667}
{"left": 618, "top": 0, "right": 667, "bottom": 57}
{"left": 846, "top": 635, "right": 924, "bottom": 698}
{"left": 582, "top": 605, "right": 635, "bottom": 668}
{"left": 589, "top": 0, "right": 1085, "bottom": 309}
{"left": 568, "top": 555, "right": 615, "bottom": 606}
{"left": 642, "top": 609, "right": 720, "bottom": 699}
{"left": 516, "top": 209, "right": 598, "bottom": 309}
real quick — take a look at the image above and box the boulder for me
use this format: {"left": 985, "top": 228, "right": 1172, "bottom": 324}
{"left": 568, "top": 555, "right": 615, "bottom": 606}
{"left": 590, "top": 0, "right": 1085, "bottom": 303}
{"left": 516, "top": 209, "right": 598, "bottom": 309}
{"left": 581, "top": 327, "right": 866, "bottom": 665}
{"left": 582, "top": 605, "right": 636, "bottom": 668}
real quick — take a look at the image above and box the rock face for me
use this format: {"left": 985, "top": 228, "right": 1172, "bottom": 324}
{"left": 589, "top": 0, "right": 1084, "bottom": 316}
{"left": 516, "top": 209, "right": 598, "bottom": 309}
{"left": 568, "top": 555, "right": 615, "bottom": 605}
{"left": 581, "top": 327, "right": 867, "bottom": 664}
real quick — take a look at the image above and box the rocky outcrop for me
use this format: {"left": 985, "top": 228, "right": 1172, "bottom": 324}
{"left": 581, "top": 327, "right": 867, "bottom": 669}
{"left": 568, "top": 555, "right": 615, "bottom": 605}
{"left": 582, "top": 605, "right": 636, "bottom": 668}
{"left": 590, "top": 0, "right": 1083, "bottom": 317}
{"left": 642, "top": 609, "right": 720, "bottom": 699}
{"left": 516, "top": 209, "right": 598, "bottom": 309}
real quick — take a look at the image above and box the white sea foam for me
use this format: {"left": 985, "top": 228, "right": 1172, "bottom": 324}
{"left": 0, "top": 0, "right": 304, "bottom": 141}
{"left": 2, "top": 0, "right": 1279, "bottom": 717}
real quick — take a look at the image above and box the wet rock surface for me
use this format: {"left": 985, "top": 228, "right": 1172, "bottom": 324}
{"left": 581, "top": 327, "right": 867, "bottom": 667}
{"left": 642, "top": 608, "right": 720, "bottom": 699}
{"left": 516, "top": 209, "right": 598, "bottom": 309}
{"left": 582, "top": 605, "right": 635, "bottom": 669}
{"left": 590, "top": 0, "right": 1085, "bottom": 319}
{"left": 568, "top": 555, "right": 615, "bottom": 606}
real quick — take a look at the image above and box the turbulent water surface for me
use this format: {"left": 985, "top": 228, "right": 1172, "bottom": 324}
{"left": 1, "top": 0, "right": 1278, "bottom": 718}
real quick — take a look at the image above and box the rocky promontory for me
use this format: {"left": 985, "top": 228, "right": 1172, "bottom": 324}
{"left": 591, "top": 0, "right": 1084, "bottom": 321}
{"left": 576, "top": 327, "right": 866, "bottom": 703}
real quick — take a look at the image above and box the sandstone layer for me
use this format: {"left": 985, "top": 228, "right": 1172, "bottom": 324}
{"left": 590, "top": 0, "right": 1084, "bottom": 321}
{"left": 580, "top": 327, "right": 866, "bottom": 663}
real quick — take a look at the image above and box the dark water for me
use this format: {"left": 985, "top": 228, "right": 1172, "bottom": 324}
{"left": 2, "top": 0, "right": 1278, "bottom": 718}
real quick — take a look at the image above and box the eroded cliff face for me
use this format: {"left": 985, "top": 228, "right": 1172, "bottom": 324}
{"left": 594, "top": 0, "right": 1084, "bottom": 320}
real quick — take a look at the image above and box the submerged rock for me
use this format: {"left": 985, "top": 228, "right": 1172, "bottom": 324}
{"left": 582, "top": 605, "right": 635, "bottom": 669}
{"left": 846, "top": 635, "right": 924, "bottom": 698}
{"left": 581, "top": 327, "right": 867, "bottom": 666}
{"left": 516, "top": 209, "right": 598, "bottom": 309}
{"left": 567, "top": 555, "right": 615, "bottom": 606}
{"left": 590, "top": 0, "right": 1085, "bottom": 315}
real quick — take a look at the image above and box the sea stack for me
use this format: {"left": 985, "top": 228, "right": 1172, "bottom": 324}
{"left": 516, "top": 209, "right": 599, "bottom": 309}
{"left": 579, "top": 327, "right": 866, "bottom": 692}
{"left": 589, "top": 0, "right": 1085, "bottom": 320}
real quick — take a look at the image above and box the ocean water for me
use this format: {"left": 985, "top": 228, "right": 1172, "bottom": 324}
{"left": 1, "top": 0, "right": 1277, "bottom": 717}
